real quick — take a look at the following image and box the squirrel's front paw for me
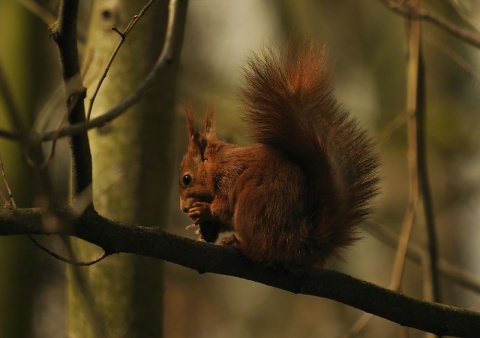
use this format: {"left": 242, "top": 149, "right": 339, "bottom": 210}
{"left": 187, "top": 201, "right": 212, "bottom": 224}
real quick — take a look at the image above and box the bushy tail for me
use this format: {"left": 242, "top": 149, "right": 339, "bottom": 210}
{"left": 241, "top": 43, "right": 379, "bottom": 254}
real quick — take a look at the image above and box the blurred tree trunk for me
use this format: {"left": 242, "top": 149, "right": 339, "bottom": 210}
{"left": 67, "top": 1, "right": 188, "bottom": 337}
{"left": 0, "top": 2, "right": 54, "bottom": 337}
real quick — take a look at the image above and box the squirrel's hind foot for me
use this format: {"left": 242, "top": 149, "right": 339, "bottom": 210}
{"left": 221, "top": 234, "right": 240, "bottom": 248}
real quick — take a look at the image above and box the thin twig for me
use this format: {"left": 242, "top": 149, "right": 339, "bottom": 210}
{"left": 18, "top": 0, "right": 57, "bottom": 26}
{"left": 364, "top": 220, "right": 480, "bottom": 295}
{"left": 342, "top": 147, "right": 419, "bottom": 337}
{"left": 379, "top": 0, "right": 480, "bottom": 48}
{"left": 86, "top": 0, "right": 157, "bottom": 121}
{"left": 0, "top": 0, "right": 179, "bottom": 144}
{"left": 29, "top": 234, "right": 108, "bottom": 266}
{"left": 0, "top": 189, "right": 7, "bottom": 207}
{"left": 417, "top": 50, "right": 441, "bottom": 304}
{"left": 402, "top": 0, "right": 441, "bottom": 308}
{"left": 24, "top": 91, "right": 78, "bottom": 170}
{"left": 377, "top": 111, "right": 407, "bottom": 143}
{"left": 397, "top": 0, "right": 441, "bottom": 304}
{"left": 405, "top": 3, "right": 441, "bottom": 337}
{"left": 0, "top": 129, "right": 19, "bottom": 141}
{"left": 450, "top": 0, "right": 480, "bottom": 34}
{"left": 343, "top": 5, "right": 425, "bottom": 336}
{"left": 51, "top": 0, "right": 179, "bottom": 139}
{"left": 424, "top": 31, "right": 480, "bottom": 83}
{"left": 398, "top": 0, "right": 422, "bottom": 292}
{"left": 0, "top": 153, "right": 17, "bottom": 208}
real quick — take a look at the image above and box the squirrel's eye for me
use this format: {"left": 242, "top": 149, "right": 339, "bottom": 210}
{"left": 182, "top": 174, "right": 192, "bottom": 186}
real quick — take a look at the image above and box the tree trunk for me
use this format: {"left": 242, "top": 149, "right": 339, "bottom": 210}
{"left": 67, "top": 1, "right": 188, "bottom": 337}
{"left": 0, "top": 2, "right": 54, "bottom": 337}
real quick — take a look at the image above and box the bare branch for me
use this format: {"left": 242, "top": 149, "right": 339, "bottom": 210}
{"left": 86, "top": 0, "right": 156, "bottom": 121}
{"left": 379, "top": 0, "right": 480, "bottom": 48}
{"left": 0, "top": 129, "right": 19, "bottom": 141}
{"left": 424, "top": 31, "right": 480, "bottom": 83}
{"left": 0, "top": 0, "right": 179, "bottom": 144}
{"left": 18, "top": 0, "right": 57, "bottom": 26}
{"left": 403, "top": 0, "right": 424, "bottom": 297}
{"left": 450, "top": 0, "right": 480, "bottom": 34}
{"left": 406, "top": 5, "right": 441, "bottom": 304}
{"left": 417, "top": 50, "right": 441, "bottom": 304}
{"left": 49, "top": 0, "right": 179, "bottom": 140}
{"left": 0, "top": 153, "right": 17, "bottom": 208}
{"left": 397, "top": 1, "right": 442, "bottom": 304}
{"left": 345, "top": 6, "right": 442, "bottom": 335}
{"left": 365, "top": 220, "right": 480, "bottom": 295}
{"left": 0, "top": 207, "right": 479, "bottom": 337}
{"left": 29, "top": 235, "right": 108, "bottom": 266}
{"left": 50, "top": 0, "right": 92, "bottom": 197}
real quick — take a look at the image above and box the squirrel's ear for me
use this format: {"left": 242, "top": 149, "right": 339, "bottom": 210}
{"left": 204, "top": 105, "right": 216, "bottom": 136}
{"left": 185, "top": 105, "right": 208, "bottom": 159}
{"left": 185, "top": 103, "right": 197, "bottom": 139}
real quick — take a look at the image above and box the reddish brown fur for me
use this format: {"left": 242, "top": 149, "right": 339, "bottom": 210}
{"left": 179, "top": 43, "right": 378, "bottom": 268}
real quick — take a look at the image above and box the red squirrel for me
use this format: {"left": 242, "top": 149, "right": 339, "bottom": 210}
{"left": 179, "top": 44, "right": 379, "bottom": 268}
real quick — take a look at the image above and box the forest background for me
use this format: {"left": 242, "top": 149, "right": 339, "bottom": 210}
{"left": 1, "top": 1, "right": 480, "bottom": 337}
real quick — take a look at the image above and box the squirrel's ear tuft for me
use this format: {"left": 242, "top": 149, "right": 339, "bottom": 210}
{"left": 185, "top": 103, "right": 197, "bottom": 138}
{"left": 185, "top": 103, "right": 212, "bottom": 162}
{"left": 204, "top": 105, "right": 216, "bottom": 136}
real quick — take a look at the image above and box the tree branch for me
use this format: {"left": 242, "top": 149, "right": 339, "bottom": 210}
{"left": 86, "top": 0, "right": 156, "bottom": 121}
{"left": 18, "top": 0, "right": 57, "bottom": 27}
{"left": 50, "top": 0, "right": 92, "bottom": 196}
{"left": 403, "top": 0, "right": 440, "bottom": 304}
{"left": 364, "top": 220, "right": 480, "bottom": 295}
{"left": 0, "top": 129, "right": 18, "bottom": 141}
{"left": 0, "top": 207, "right": 479, "bottom": 337}
{"left": 416, "top": 40, "right": 441, "bottom": 305}
{"left": 379, "top": 0, "right": 480, "bottom": 48}
{"left": 0, "top": 0, "right": 180, "bottom": 144}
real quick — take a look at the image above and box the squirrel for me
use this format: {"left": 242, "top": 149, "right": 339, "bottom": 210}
{"left": 179, "top": 43, "right": 379, "bottom": 269}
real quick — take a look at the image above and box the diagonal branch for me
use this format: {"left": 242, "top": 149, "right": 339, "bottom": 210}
{"left": 86, "top": 0, "right": 156, "bottom": 121}
{"left": 365, "top": 220, "right": 480, "bottom": 295}
{"left": 0, "top": 154, "right": 17, "bottom": 208}
{"left": 0, "top": 0, "right": 180, "bottom": 144}
{"left": 379, "top": 0, "right": 480, "bottom": 48}
{"left": 0, "top": 207, "right": 479, "bottom": 337}
{"left": 44, "top": 0, "right": 179, "bottom": 141}
{"left": 18, "top": 0, "right": 57, "bottom": 27}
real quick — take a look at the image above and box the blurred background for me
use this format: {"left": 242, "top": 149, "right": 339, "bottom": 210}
{"left": 1, "top": 0, "right": 480, "bottom": 337}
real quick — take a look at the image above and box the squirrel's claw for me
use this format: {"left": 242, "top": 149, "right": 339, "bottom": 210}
{"left": 185, "top": 223, "right": 198, "bottom": 231}
{"left": 185, "top": 223, "right": 204, "bottom": 241}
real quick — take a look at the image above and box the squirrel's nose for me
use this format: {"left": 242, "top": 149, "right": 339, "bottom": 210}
{"left": 182, "top": 207, "right": 189, "bottom": 213}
